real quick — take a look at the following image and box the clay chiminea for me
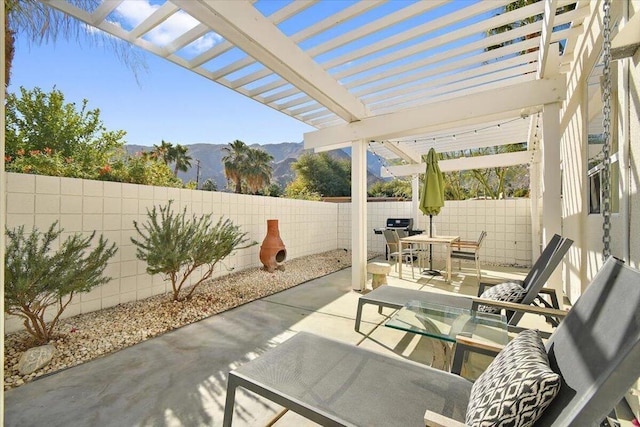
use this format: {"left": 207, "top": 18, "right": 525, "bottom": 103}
{"left": 260, "top": 219, "right": 287, "bottom": 272}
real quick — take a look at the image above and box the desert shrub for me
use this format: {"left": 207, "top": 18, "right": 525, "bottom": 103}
{"left": 131, "top": 202, "right": 256, "bottom": 301}
{"left": 201, "top": 178, "right": 218, "bottom": 191}
{"left": 4, "top": 222, "right": 117, "bottom": 344}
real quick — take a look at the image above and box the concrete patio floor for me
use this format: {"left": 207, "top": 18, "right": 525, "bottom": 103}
{"left": 4, "top": 259, "right": 543, "bottom": 427}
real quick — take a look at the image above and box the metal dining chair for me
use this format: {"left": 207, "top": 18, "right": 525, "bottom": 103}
{"left": 450, "top": 231, "right": 487, "bottom": 282}
{"left": 382, "top": 229, "right": 415, "bottom": 279}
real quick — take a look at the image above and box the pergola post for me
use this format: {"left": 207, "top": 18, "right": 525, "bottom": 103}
{"left": 530, "top": 160, "right": 542, "bottom": 262}
{"left": 352, "top": 140, "right": 368, "bottom": 291}
{"left": 411, "top": 174, "right": 419, "bottom": 225}
{"left": 527, "top": 114, "right": 542, "bottom": 264}
{"left": 542, "top": 102, "right": 563, "bottom": 304}
{"left": 1, "top": 0, "right": 5, "bottom": 416}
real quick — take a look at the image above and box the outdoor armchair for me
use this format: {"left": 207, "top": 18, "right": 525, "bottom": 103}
{"left": 450, "top": 231, "right": 487, "bottom": 282}
{"left": 223, "top": 257, "right": 640, "bottom": 426}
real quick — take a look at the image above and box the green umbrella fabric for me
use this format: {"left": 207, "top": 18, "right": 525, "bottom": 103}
{"left": 419, "top": 147, "right": 445, "bottom": 216}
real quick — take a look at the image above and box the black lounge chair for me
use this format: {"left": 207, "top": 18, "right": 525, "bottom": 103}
{"left": 355, "top": 234, "right": 573, "bottom": 332}
{"left": 223, "top": 257, "right": 640, "bottom": 426}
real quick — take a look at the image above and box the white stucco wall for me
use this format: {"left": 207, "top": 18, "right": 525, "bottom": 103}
{"left": 339, "top": 198, "right": 534, "bottom": 267}
{"left": 628, "top": 6, "right": 640, "bottom": 270}
{"left": 4, "top": 171, "right": 536, "bottom": 334}
{"left": 559, "top": 0, "right": 601, "bottom": 301}
{"left": 557, "top": 0, "right": 640, "bottom": 416}
{"left": 559, "top": 0, "right": 640, "bottom": 301}
{"left": 625, "top": 5, "right": 640, "bottom": 417}
{"left": 4, "top": 173, "right": 339, "bottom": 333}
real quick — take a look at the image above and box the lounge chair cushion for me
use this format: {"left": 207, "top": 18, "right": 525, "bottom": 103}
{"left": 465, "top": 329, "right": 561, "bottom": 427}
{"left": 477, "top": 281, "right": 527, "bottom": 314}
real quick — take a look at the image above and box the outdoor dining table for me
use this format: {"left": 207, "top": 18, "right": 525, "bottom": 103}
{"left": 398, "top": 235, "right": 460, "bottom": 281}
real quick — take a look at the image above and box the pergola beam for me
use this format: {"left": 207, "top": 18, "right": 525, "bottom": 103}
{"left": 92, "top": 0, "right": 123, "bottom": 26}
{"left": 241, "top": 0, "right": 449, "bottom": 95}
{"left": 164, "top": 24, "right": 210, "bottom": 55}
{"left": 368, "top": 62, "right": 538, "bottom": 112}
{"left": 360, "top": 23, "right": 581, "bottom": 107}
{"left": 128, "top": 2, "right": 179, "bottom": 41}
{"left": 188, "top": 0, "right": 306, "bottom": 68}
{"left": 304, "top": 76, "right": 566, "bottom": 150}
{"left": 611, "top": 10, "right": 640, "bottom": 60}
{"left": 215, "top": 0, "right": 384, "bottom": 83}
{"left": 537, "top": 0, "right": 558, "bottom": 79}
{"left": 174, "top": 0, "right": 369, "bottom": 123}
{"left": 379, "top": 141, "right": 422, "bottom": 164}
{"left": 336, "top": 0, "right": 538, "bottom": 81}
{"left": 382, "top": 151, "right": 532, "bottom": 177}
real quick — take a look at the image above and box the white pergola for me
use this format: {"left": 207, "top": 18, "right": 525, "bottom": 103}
{"left": 39, "top": 0, "right": 592, "bottom": 293}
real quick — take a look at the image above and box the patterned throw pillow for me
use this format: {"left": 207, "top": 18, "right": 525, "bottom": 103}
{"left": 465, "top": 329, "right": 561, "bottom": 427}
{"left": 478, "top": 281, "right": 527, "bottom": 313}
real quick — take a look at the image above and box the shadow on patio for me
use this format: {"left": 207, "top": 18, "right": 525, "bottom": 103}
{"left": 4, "top": 260, "right": 531, "bottom": 427}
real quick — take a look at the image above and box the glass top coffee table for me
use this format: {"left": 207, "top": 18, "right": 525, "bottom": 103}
{"left": 385, "top": 300, "right": 508, "bottom": 374}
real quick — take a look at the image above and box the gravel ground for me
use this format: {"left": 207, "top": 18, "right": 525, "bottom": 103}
{"left": 4, "top": 249, "right": 378, "bottom": 390}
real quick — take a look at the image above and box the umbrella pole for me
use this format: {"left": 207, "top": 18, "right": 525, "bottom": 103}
{"left": 422, "top": 214, "right": 441, "bottom": 276}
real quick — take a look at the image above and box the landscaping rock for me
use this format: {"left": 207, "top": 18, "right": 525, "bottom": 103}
{"left": 4, "top": 250, "right": 379, "bottom": 390}
{"left": 18, "top": 345, "right": 56, "bottom": 375}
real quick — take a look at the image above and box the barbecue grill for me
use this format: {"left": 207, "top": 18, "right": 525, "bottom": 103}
{"left": 373, "top": 218, "right": 423, "bottom": 236}
{"left": 374, "top": 218, "right": 423, "bottom": 260}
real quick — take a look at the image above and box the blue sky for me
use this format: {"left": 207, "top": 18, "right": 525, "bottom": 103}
{"left": 8, "top": 0, "right": 497, "bottom": 148}
{"left": 9, "top": 19, "right": 315, "bottom": 147}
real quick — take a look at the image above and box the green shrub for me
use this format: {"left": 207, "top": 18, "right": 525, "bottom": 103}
{"left": 201, "top": 178, "right": 218, "bottom": 192}
{"left": 4, "top": 223, "right": 117, "bottom": 344}
{"left": 103, "top": 152, "right": 183, "bottom": 187}
{"left": 5, "top": 86, "right": 125, "bottom": 177}
{"left": 131, "top": 202, "right": 256, "bottom": 301}
{"left": 368, "top": 179, "right": 412, "bottom": 198}
{"left": 5, "top": 148, "right": 84, "bottom": 178}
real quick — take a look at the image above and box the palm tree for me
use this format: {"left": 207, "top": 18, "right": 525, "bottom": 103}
{"left": 486, "top": 0, "right": 540, "bottom": 53}
{"left": 222, "top": 140, "right": 249, "bottom": 193}
{"left": 4, "top": 0, "right": 145, "bottom": 89}
{"left": 486, "top": 0, "right": 575, "bottom": 54}
{"left": 171, "top": 144, "right": 192, "bottom": 176}
{"left": 245, "top": 148, "right": 274, "bottom": 194}
{"left": 153, "top": 140, "right": 173, "bottom": 165}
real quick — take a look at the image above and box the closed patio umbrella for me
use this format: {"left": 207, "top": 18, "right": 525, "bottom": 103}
{"left": 419, "top": 147, "right": 445, "bottom": 275}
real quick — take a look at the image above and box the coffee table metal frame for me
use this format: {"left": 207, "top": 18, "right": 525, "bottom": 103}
{"left": 385, "top": 300, "right": 508, "bottom": 375}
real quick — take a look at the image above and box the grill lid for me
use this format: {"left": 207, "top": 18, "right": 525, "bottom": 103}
{"left": 386, "top": 218, "right": 413, "bottom": 230}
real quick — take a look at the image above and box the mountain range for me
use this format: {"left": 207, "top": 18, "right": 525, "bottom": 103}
{"left": 125, "top": 142, "right": 385, "bottom": 190}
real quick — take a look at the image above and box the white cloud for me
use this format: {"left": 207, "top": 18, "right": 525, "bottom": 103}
{"left": 115, "top": 1, "right": 158, "bottom": 28}
{"left": 188, "top": 34, "right": 219, "bottom": 53}
{"left": 114, "top": 1, "right": 221, "bottom": 53}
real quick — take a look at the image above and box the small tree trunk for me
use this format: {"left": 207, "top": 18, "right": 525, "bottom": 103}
{"left": 46, "top": 294, "right": 75, "bottom": 340}
{"left": 4, "top": 21, "right": 15, "bottom": 90}
{"left": 170, "top": 272, "right": 181, "bottom": 301}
